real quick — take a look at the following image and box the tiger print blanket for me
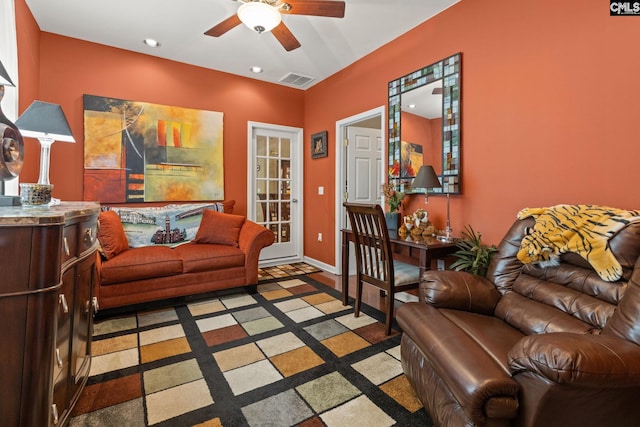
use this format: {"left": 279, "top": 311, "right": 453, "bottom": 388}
{"left": 516, "top": 204, "right": 640, "bottom": 281}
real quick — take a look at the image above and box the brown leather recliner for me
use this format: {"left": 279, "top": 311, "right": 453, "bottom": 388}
{"left": 396, "top": 216, "right": 640, "bottom": 427}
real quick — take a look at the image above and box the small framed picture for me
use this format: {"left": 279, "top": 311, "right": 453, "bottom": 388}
{"left": 311, "top": 131, "right": 328, "bottom": 159}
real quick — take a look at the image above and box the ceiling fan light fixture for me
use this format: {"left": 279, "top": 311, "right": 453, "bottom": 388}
{"left": 238, "top": 2, "right": 282, "bottom": 34}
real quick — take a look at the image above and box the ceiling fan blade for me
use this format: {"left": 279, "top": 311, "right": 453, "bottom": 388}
{"left": 282, "top": 1, "right": 345, "bottom": 18}
{"left": 272, "top": 22, "right": 301, "bottom": 51}
{"left": 204, "top": 14, "right": 242, "bottom": 37}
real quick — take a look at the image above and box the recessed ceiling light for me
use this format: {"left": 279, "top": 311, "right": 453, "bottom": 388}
{"left": 143, "top": 38, "right": 160, "bottom": 47}
{"left": 250, "top": 66, "right": 263, "bottom": 73}
{"left": 408, "top": 104, "right": 416, "bottom": 109}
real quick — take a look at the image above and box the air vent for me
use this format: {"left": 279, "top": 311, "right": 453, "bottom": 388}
{"left": 279, "top": 72, "right": 315, "bottom": 88}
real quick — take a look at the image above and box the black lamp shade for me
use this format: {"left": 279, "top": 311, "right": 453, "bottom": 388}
{"left": 16, "top": 101, "right": 75, "bottom": 143}
{"left": 412, "top": 165, "right": 441, "bottom": 190}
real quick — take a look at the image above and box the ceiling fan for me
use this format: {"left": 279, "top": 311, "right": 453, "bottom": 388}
{"left": 205, "top": 0, "right": 346, "bottom": 52}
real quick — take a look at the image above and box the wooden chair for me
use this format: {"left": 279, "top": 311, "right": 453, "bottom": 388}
{"left": 344, "top": 203, "right": 421, "bottom": 335}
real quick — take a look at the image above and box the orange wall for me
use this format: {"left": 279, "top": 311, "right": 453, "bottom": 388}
{"left": 15, "top": 1, "right": 305, "bottom": 214}
{"left": 303, "top": 0, "right": 640, "bottom": 266}
{"left": 14, "top": 0, "right": 39, "bottom": 113}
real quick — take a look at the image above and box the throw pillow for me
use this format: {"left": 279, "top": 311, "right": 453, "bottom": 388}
{"left": 97, "top": 210, "right": 129, "bottom": 259}
{"left": 222, "top": 199, "right": 235, "bottom": 214}
{"left": 194, "top": 209, "right": 245, "bottom": 247}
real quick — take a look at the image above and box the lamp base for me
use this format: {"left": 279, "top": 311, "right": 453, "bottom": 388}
{"left": 0, "top": 194, "right": 21, "bottom": 206}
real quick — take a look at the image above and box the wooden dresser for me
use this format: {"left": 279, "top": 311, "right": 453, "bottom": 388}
{"left": 0, "top": 202, "right": 100, "bottom": 426}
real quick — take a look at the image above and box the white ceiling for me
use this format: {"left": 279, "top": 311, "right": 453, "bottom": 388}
{"left": 25, "top": 0, "right": 459, "bottom": 89}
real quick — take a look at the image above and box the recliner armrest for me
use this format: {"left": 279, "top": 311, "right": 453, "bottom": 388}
{"left": 420, "top": 270, "right": 501, "bottom": 315}
{"left": 509, "top": 333, "right": 640, "bottom": 387}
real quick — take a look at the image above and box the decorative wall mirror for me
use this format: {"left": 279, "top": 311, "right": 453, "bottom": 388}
{"left": 388, "top": 52, "right": 461, "bottom": 194}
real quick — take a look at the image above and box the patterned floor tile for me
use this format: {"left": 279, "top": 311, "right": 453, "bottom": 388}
{"left": 273, "top": 297, "right": 310, "bottom": 313}
{"left": 277, "top": 278, "right": 309, "bottom": 288}
{"left": 321, "top": 331, "right": 370, "bottom": 357}
{"left": 232, "top": 306, "right": 271, "bottom": 323}
{"left": 220, "top": 293, "right": 256, "bottom": 309}
{"left": 315, "top": 299, "right": 350, "bottom": 315}
{"left": 242, "top": 316, "right": 284, "bottom": 336}
{"left": 188, "top": 298, "right": 226, "bottom": 317}
{"left": 256, "top": 331, "right": 305, "bottom": 357}
{"left": 137, "top": 307, "right": 178, "bottom": 327}
{"left": 379, "top": 375, "right": 424, "bottom": 412}
{"left": 202, "top": 324, "right": 247, "bottom": 347}
{"left": 223, "top": 359, "right": 283, "bottom": 396}
{"left": 214, "top": 343, "right": 265, "bottom": 372}
{"left": 90, "top": 348, "right": 139, "bottom": 376}
{"left": 334, "top": 312, "right": 378, "bottom": 330}
{"left": 320, "top": 395, "right": 395, "bottom": 427}
{"left": 145, "top": 379, "right": 214, "bottom": 425}
{"left": 72, "top": 373, "right": 142, "bottom": 416}
{"left": 270, "top": 346, "right": 324, "bottom": 377}
{"left": 242, "top": 389, "right": 314, "bottom": 427}
{"left": 192, "top": 418, "right": 223, "bottom": 427}
{"left": 196, "top": 313, "right": 238, "bottom": 333}
{"left": 284, "top": 305, "right": 325, "bottom": 323}
{"left": 303, "top": 319, "right": 349, "bottom": 341}
{"left": 257, "top": 282, "right": 282, "bottom": 292}
{"left": 140, "top": 336, "right": 191, "bottom": 363}
{"left": 91, "top": 333, "right": 137, "bottom": 356}
{"left": 288, "top": 283, "right": 319, "bottom": 295}
{"left": 295, "top": 372, "right": 360, "bottom": 413}
{"left": 139, "top": 323, "right": 185, "bottom": 346}
{"left": 260, "top": 288, "right": 293, "bottom": 300}
{"left": 69, "top": 398, "right": 145, "bottom": 427}
{"left": 351, "top": 352, "right": 403, "bottom": 385}
{"left": 302, "top": 292, "right": 335, "bottom": 305}
{"left": 143, "top": 358, "right": 202, "bottom": 394}
{"left": 93, "top": 316, "right": 137, "bottom": 337}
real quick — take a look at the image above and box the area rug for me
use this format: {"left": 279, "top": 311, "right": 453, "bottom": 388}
{"left": 257, "top": 263, "right": 321, "bottom": 282}
{"left": 69, "top": 275, "right": 432, "bottom": 426}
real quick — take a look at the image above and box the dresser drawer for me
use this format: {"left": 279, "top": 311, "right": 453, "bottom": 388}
{"left": 79, "top": 217, "right": 98, "bottom": 255}
{"left": 62, "top": 224, "right": 78, "bottom": 263}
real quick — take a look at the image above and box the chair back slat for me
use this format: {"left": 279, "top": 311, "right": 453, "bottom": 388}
{"left": 345, "top": 203, "right": 394, "bottom": 285}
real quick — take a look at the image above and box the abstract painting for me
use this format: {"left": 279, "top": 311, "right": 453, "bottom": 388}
{"left": 83, "top": 95, "right": 224, "bottom": 203}
{"left": 400, "top": 140, "right": 423, "bottom": 178}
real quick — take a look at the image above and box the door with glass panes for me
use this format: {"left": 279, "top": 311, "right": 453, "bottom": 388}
{"left": 249, "top": 124, "right": 302, "bottom": 263}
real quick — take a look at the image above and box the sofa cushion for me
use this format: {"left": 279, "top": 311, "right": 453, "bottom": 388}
{"left": 97, "top": 210, "right": 129, "bottom": 259}
{"left": 100, "top": 246, "right": 182, "bottom": 285}
{"left": 174, "top": 243, "right": 245, "bottom": 273}
{"left": 194, "top": 210, "right": 245, "bottom": 247}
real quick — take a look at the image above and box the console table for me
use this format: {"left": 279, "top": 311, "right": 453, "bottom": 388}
{"left": 0, "top": 202, "right": 100, "bottom": 426}
{"left": 341, "top": 228, "right": 458, "bottom": 305}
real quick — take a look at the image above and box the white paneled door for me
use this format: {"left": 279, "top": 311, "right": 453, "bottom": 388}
{"left": 247, "top": 122, "right": 303, "bottom": 264}
{"left": 346, "top": 126, "right": 383, "bottom": 205}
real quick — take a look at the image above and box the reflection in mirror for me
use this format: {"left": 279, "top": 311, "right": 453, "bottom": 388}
{"left": 388, "top": 53, "right": 461, "bottom": 194}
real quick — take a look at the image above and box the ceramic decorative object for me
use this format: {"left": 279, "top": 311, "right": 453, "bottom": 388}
{"left": 19, "top": 183, "right": 53, "bottom": 206}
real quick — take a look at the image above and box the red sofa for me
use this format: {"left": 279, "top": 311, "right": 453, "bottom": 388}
{"left": 95, "top": 206, "right": 274, "bottom": 310}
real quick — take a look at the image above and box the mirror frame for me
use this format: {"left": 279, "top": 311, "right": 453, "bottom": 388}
{"left": 388, "top": 52, "right": 462, "bottom": 194}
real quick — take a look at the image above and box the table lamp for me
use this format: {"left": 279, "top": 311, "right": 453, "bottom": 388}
{"left": 0, "top": 59, "right": 24, "bottom": 206}
{"left": 413, "top": 165, "right": 453, "bottom": 241}
{"left": 15, "top": 101, "right": 75, "bottom": 205}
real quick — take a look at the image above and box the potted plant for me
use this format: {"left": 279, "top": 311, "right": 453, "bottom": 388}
{"left": 450, "top": 225, "right": 497, "bottom": 276}
{"left": 381, "top": 183, "right": 405, "bottom": 230}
